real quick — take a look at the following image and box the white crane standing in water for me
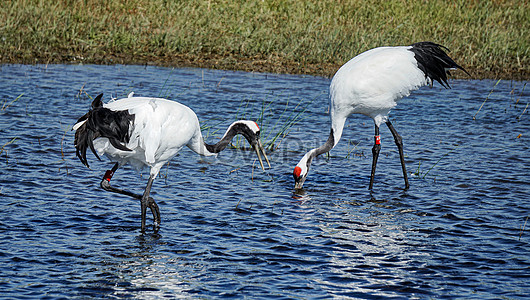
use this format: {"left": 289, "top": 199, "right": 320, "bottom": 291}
{"left": 293, "top": 41, "right": 469, "bottom": 190}
{"left": 73, "top": 93, "right": 270, "bottom": 232}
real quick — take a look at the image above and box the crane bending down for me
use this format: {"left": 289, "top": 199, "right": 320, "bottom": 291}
{"left": 74, "top": 93, "right": 270, "bottom": 231}
{"left": 293, "top": 42, "right": 469, "bottom": 190}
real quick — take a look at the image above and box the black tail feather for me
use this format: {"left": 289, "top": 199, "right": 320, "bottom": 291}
{"left": 74, "top": 93, "right": 134, "bottom": 168}
{"left": 75, "top": 126, "right": 90, "bottom": 167}
{"left": 87, "top": 130, "right": 101, "bottom": 162}
{"left": 91, "top": 93, "right": 103, "bottom": 109}
{"left": 409, "top": 41, "right": 470, "bottom": 88}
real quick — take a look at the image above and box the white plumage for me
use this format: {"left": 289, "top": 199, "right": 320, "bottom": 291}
{"left": 95, "top": 97, "right": 217, "bottom": 175}
{"left": 328, "top": 46, "right": 427, "bottom": 148}
{"left": 293, "top": 42, "right": 468, "bottom": 190}
{"left": 74, "top": 93, "right": 269, "bottom": 231}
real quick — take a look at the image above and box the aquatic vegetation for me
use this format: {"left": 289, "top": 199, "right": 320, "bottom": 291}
{"left": 521, "top": 216, "right": 529, "bottom": 241}
{"left": 0, "top": 137, "right": 17, "bottom": 157}
{"left": 231, "top": 93, "right": 317, "bottom": 152}
{"left": 515, "top": 83, "right": 528, "bottom": 120}
{"left": 473, "top": 79, "right": 501, "bottom": 120}
{"left": 345, "top": 140, "right": 363, "bottom": 159}
{"left": 1, "top": 94, "right": 23, "bottom": 111}
{"left": 413, "top": 145, "right": 460, "bottom": 179}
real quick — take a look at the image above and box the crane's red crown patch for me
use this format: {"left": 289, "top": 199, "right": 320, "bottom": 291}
{"left": 293, "top": 166, "right": 302, "bottom": 178}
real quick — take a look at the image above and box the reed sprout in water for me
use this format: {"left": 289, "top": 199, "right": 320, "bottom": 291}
{"left": 516, "top": 83, "right": 528, "bottom": 120}
{"left": 230, "top": 93, "right": 317, "bottom": 151}
{"left": 0, "top": 137, "right": 17, "bottom": 163}
{"left": 260, "top": 95, "right": 317, "bottom": 151}
{"left": 414, "top": 144, "right": 460, "bottom": 179}
{"left": 345, "top": 140, "right": 363, "bottom": 159}
{"left": 520, "top": 216, "right": 529, "bottom": 241}
{"left": 1, "top": 94, "right": 23, "bottom": 111}
{"left": 473, "top": 79, "right": 501, "bottom": 120}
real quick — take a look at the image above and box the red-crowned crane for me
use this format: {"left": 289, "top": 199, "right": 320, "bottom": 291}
{"left": 74, "top": 93, "right": 270, "bottom": 232}
{"left": 293, "top": 42, "right": 469, "bottom": 190}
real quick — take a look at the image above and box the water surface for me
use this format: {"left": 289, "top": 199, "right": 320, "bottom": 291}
{"left": 0, "top": 64, "right": 529, "bottom": 299}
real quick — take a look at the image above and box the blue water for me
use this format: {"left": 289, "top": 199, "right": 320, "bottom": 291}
{"left": 0, "top": 64, "right": 529, "bottom": 299}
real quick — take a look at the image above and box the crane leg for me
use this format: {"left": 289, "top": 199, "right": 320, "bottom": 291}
{"left": 386, "top": 121, "right": 410, "bottom": 189}
{"left": 140, "top": 175, "right": 155, "bottom": 232}
{"left": 99, "top": 163, "right": 161, "bottom": 231}
{"left": 369, "top": 125, "right": 381, "bottom": 190}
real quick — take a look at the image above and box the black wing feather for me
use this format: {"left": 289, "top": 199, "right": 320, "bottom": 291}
{"left": 74, "top": 94, "right": 134, "bottom": 168}
{"left": 409, "top": 41, "right": 470, "bottom": 88}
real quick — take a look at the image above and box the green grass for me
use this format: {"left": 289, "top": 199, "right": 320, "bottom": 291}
{"left": 1, "top": 0, "right": 527, "bottom": 79}
{"left": 258, "top": 94, "right": 317, "bottom": 151}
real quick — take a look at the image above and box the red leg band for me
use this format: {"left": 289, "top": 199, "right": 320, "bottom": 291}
{"left": 103, "top": 170, "right": 114, "bottom": 182}
{"left": 375, "top": 135, "right": 381, "bottom": 145}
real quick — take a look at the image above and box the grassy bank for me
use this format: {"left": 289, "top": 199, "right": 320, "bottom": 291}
{"left": 1, "top": 0, "right": 528, "bottom": 79}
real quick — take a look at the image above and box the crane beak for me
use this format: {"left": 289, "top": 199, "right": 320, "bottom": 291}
{"left": 253, "top": 140, "right": 270, "bottom": 171}
{"left": 294, "top": 174, "right": 305, "bottom": 190}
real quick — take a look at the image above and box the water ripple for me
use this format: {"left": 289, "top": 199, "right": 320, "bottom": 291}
{"left": 0, "top": 65, "right": 528, "bottom": 299}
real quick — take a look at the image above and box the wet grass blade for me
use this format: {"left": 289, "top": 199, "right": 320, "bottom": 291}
{"left": 520, "top": 216, "right": 529, "bottom": 241}
{"left": 1, "top": 94, "right": 23, "bottom": 111}
{"left": 473, "top": 79, "right": 501, "bottom": 120}
{"left": 422, "top": 144, "right": 460, "bottom": 179}
{"left": 0, "top": 137, "right": 18, "bottom": 156}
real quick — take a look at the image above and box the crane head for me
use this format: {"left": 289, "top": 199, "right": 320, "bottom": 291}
{"left": 231, "top": 121, "right": 271, "bottom": 171}
{"left": 293, "top": 151, "right": 313, "bottom": 190}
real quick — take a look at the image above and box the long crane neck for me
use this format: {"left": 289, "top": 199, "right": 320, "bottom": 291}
{"left": 187, "top": 123, "right": 238, "bottom": 157}
{"left": 204, "top": 127, "right": 239, "bottom": 154}
{"left": 191, "top": 120, "right": 269, "bottom": 170}
{"left": 293, "top": 113, "right": 346, "bottom": 189}
{"left": 306, "top": 112, "right": 346, "bottom": 161}
{"left": 313, "top": 129, "right": 335, "bottom": 158}
{"left": 330, "top": 110, "right": 347, "bottom": 148}
{"left": 195, "top": 121, "right": 258, "bottom": 156}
